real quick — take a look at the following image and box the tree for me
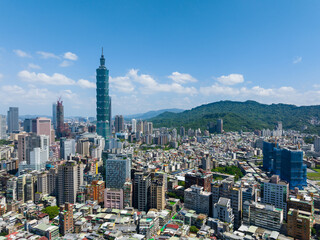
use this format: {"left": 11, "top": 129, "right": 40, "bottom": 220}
{"left": 42, "top": 206, "right": 59, "bottom": 220}
{"left": 190, "top": 226, "right": 199, "bottom": 233}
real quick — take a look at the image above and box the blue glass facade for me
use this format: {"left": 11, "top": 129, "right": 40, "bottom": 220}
{"left": 96, "top": 51, "right": 111, "bottom": 143}
{"left": 105, "top": 154, "right": 131, "bottom": 189}
{"left": 263, "top": 141, "right": 276, "bottom": 172}
{"left": 263, "top": 141, "right": 307, "bottom": 189}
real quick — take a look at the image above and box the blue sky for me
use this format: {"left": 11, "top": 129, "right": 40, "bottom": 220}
{"left": 0, "top": 0, "right": 320, "bottom": 116}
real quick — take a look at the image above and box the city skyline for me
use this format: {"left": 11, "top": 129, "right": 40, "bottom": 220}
{"left": 1, "top": 1, "right": 320, "bottom": 116}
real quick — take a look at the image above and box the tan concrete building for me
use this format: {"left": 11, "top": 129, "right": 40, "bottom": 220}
{"left": 86, "top": 180, "right": 105, "bottom": 204}
{"left": 150, "top": 179, "right": 165, "bottom": 210}
{"left": 287, "top": 208, "right": 312, "bottom": 240}
{"left": 59, "top": 203, "right": 73, "bottom": 235}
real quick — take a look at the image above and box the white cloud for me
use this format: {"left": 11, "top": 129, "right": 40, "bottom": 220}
{"left": 63, "top": 52, "right": 78, "bottom": 61}
{"left": 293, "top": 56, "right": 302, "bottom": 64}
{"left": 77, "top": 79, "right": 96, "bottom": 88}
{"left": 0, "top": 84, "right": 83, "bottom": 108}
{"left": 217, "top": 74, "right": 244, "bottom": 85}
{"left": 128, "top": 69, "right": 197, "bottom": 95}
{"left": 109, "top": 69, "right": 198, "bottom": 95}
{"left": 59, "top": 60, "right": 73, "bottom": 67}
{"left": 13, "top": 49, "right": 31, "bottom": 58}
{"left": 200, "top": 84, "right": 240, "bottom": 96}
{"left": 28, "top": 63, "right": 41, "bottom": 69}
{"left": 18, "top": 70, "right": 75, "bottom": 85}
{"left": 168, "top": 72, "right": 197, "bottom": 84}
{"left": 0, "top": 73, "right": 3, "bottom": 79}
{"left": 110, "top": 75, "right": 135, "bottom": 93}
{"left": 37, "top": 51, "right": 60, "bottom": 59}
{"left": 2, "top": 85, "right": 25, "bottom": 95}
{"left": 200, "top": 83, "right": 295, "bottom": 98}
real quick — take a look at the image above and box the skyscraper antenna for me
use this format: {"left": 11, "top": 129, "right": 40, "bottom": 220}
{"left": 102, "top": 47, "right": 103, "bottom": 56}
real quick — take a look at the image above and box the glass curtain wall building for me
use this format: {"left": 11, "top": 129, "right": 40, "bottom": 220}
{"left": 263, "top": 141, "right": 307, "bottom": 189}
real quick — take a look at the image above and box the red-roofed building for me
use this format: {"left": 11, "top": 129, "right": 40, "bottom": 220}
{"left": 166, "top": 224, "right": 179, "bottom": 230}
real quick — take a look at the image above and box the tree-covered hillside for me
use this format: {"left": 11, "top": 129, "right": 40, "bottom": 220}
{"left": 150, "top": 100, "right": 320, "bottom": 134}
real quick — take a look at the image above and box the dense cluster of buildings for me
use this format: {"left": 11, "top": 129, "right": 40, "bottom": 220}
{"left": 0, "top": 53, "right": 319, "bottom": 240}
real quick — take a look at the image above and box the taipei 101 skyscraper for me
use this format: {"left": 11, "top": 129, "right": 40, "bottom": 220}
{"left": 96, "top": 49, "right": 111, "bottom": 144}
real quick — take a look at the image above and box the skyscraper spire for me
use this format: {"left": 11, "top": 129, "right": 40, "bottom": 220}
{"left": 100, "top": 47, "right": 105, "bottom": 66}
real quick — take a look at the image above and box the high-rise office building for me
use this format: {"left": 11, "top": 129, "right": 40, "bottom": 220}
{"left": 47, "top": 167, "right": 58, "bottom": 196}
{"left": 7, "top": 107, "right": 19, "bottom": 133}
{"left": 314, "top": 136, "right": 320, "bottom": 152}
{"left": 143, "top": 121, "right": 148, "bottom": 134}
{"left": 133, "top": 172, "right": 151, "bottom": 212}
{"left": 37, "top": 172, "right": 48, "bottom": 195}
{"left": 60, "top": 138, "right": 76, "bottom": 160}
{"left": 52, "top": 103, "right": 57, "bottom": 130}
{"left": 115, "top": 115, "right": 124, "bottom": 133}
{"left": 180, "top": 126, "right": 185, "bottom": 137}
{"left": 105, "top": 154, "right": 131, "bottom": 189}
{"left": 17, "top": 174, "right": 26, "bottom": 201}
{"left": 137, "top": 120, "right": 143, "bottom": 134}
{"left": 96, "top": 50, "right": 111, "bottom": 142}
{"left": 263, "top": 141, "right": 307, "bottom": 189}
{"left": 131, "top": 119, "right": 137, "bottom": 133}
{"left": 57, "top": 160, "right": 84, "bottom": 205}
{"left": 56, "top": 100, "right": 64, "bottom": 138}
{"left": 23, "top": 119, "right": 33, "bottom": 132}
{"left": 18, "top": 133, "right": 49, "bottom": 170}
{"left": 25, "top": 174, "right": 36, "bottom": 202}
{"left": 216, "top": 119, "right": 223, "bottom": 134}
{"left": 0, "top": 115, "right": 6, "bottom": 139}
{"left": 34, "top": 117, "right": 51, "bottom": 137}
{"left": 207, "top": 122, "right": 215, "bottom": 134}
{"left": 263, "top": 141, "right": 277, "bottom": 172}
{"left": 29, "top": 145, "right": 49, "bottom": 171}
{"left": 147, "top": 122, "right": 153, "bottom": 134}
{"left": 7, "top": 178, "right": 17, "bottom": 202}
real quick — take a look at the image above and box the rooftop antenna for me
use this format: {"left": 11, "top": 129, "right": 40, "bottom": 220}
{"left": 102, "top": 47, "right": 104, "bottom": 56}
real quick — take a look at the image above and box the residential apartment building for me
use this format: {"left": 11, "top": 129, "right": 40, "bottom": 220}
{"left": 104, "top": 188, "right": 123, "bottom": 209}
{"left": 261, "top": 175, "right": 289, "bottom": 216}
{"left": 59, "top": 203, "right": 73, "bottom": 235}
{"left": 150, "top": 179, "right": 165, "bottom": 210}
{"left": 184, "top": 185, "right": 212, "bottom": 216}
{"left": 57, "top": 160, "right": 84, "bottom": 205}
{"left": 211, "top": 179, "right": 242, "bottom": 229}
{"left": 213, "top": 197, "right": 234, "bottom": 226}
{"left": 243, "top": 201, "right": 283, "bottom": 231}
{"left": 287, "top": 208, "right": 312, "bottom": 240}
{"left": 86, "top": 180, "right": 105, "bottom": 205}
{"left": 133, "top": 172, "right": 151, "bottom": 212}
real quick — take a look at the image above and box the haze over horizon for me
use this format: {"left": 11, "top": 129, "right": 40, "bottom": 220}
{"left": 1, "top": 1, "right": 320, "bottom": 116}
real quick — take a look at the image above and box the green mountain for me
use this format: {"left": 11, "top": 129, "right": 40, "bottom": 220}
{"left": 124, "top": 108, "right": 184, "bottom": 120}
{"left": 150, "top": 100, "right": 320, "bottom": 134}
